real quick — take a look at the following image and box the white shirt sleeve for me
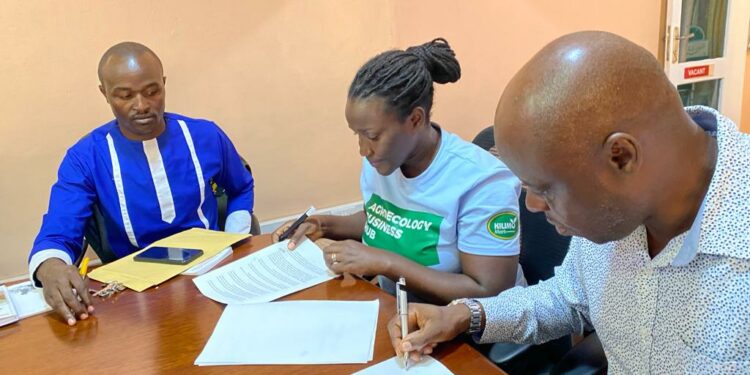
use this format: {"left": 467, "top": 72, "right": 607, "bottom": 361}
{"left": 476, "top": 237, "right": 592, "bottom": 344}
{"left": 224, "top": 210, "right": 251, "bottom": 234}
{"left": 457, "top": 170, "right": 521, "bottom": 256}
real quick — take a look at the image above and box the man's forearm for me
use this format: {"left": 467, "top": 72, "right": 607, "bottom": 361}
{"left": 475, "top": 281, "right": 587, "bottom": 345}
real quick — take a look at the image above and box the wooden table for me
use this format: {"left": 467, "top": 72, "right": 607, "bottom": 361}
{"left": 0, "top": 235, "right": 505, "bottom": 374}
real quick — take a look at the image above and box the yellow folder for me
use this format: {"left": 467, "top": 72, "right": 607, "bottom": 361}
{"left": 88, "top": 228, "right": 251, "bottom": 292}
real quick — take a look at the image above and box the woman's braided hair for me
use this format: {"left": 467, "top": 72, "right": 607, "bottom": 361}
{"left": 348, "top": 38, "right": 461, "bottom": 121}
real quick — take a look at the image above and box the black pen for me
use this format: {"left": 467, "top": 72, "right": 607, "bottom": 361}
{"left": 278, "top": 206, "right": 316, "bottom": 241}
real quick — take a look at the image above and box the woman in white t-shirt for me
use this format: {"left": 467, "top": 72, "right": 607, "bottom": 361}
{"left": 273, "top": 38, "right": 523, "bottom": 304}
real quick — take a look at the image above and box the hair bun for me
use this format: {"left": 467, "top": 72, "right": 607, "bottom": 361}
{"left": 406, "top": 38, "right": 461, "bottom": 84}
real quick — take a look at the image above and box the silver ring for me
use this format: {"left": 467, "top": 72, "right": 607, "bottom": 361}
{"left": 331, "top": 253, "right": 337, "bottom": 263}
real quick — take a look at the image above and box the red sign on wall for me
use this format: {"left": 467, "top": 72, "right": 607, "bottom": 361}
{"left": 684, "top": 65, "right": 712, "bottom": 79}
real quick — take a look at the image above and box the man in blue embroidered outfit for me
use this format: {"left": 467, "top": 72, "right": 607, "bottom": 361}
{"left": 29, "top": 42, "right": 255, "bottom": 326}
{"left": 388, "top": 31, "right": 750, "bottom": 373}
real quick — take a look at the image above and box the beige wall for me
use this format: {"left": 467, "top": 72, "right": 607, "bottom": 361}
{"left": 393, "top": 0, "right": 663, "bottom": 142}
{"left": 0, "top": 1, "right": 662, "bottom": 279}
{"left": 0, "top": 1, "right": 395, "bottom": 279}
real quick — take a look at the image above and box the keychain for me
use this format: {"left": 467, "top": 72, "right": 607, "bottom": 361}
{"left": 89, "top": 281, "right": 125, "bottom": 298}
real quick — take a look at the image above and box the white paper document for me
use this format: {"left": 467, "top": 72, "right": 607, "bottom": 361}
{"left": 7, "top": 281, "right": 52, "bottom": 319}
{"left": 0, "top": 285, "right": 19, "bottom": 326}
{"left": 195, "top": 300, "right": 379, "bottom": 365}
{"left": 193, "top": 239, "right": 335, "bottom": 304}
{"left": 181, "top": 247, "right": 233, "bottom": 276}
{"left": 353, "top": 355, "right": 454, "bottom": 375}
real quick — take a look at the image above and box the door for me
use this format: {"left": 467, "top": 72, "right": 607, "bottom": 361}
{"left": 664, "top": 0, "right": 749, "bottom": 122}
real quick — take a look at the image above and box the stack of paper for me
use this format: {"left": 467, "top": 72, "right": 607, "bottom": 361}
{"left": 0, "top": 285, "right": 19, "bottom": 327}
{"left": 181, "top": 247, "right": 233, "bottom": 276}
{"left": 195, "top": 300, "right": 379, "bottom": 365}
{"left": 193, "top": 239, "right": 336, "bottom": 304}
{"left": 88, "top": 228, "right": 250, "bottom": 292}
{"left": 6, "top": 281, "right": 52, "bottom": 319}
{"left": 353, "top": 356, "right": 455, "bottom": 375}
{"left": 192, "top": 239, "right": 381, "bottom": 368}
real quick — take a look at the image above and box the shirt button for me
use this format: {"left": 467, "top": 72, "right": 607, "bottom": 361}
{"left": 640, "top": 327, "right": 650, "bottom": 339}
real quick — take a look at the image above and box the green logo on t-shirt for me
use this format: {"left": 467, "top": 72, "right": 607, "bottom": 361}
{"left": 362, "top": 194, "right": 443, "bottom": 266}
{"left": 487, "top": 211, "right": 519, "bottom": 240}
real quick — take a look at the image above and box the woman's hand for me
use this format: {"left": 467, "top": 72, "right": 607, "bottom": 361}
{"left": 271, "top": 216, "right": 325, "bottom": 249}
{"left": 321, "top": 240, "right": 392, "bottom": 276}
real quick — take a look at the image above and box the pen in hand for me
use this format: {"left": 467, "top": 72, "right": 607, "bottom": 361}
{"left": 76, "top": 257, "right": 92, "bottom": 313}
{"left": 278, "top": 206, "right": 316, "bottom": 242}
{"left": 397, "top": 277, "right": 410, "bottom": 370}
{"left": 78, "top": 256, "right": 90, "bottom": 281}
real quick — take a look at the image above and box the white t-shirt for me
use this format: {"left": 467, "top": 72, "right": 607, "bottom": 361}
{"left": 360, "top": 127, "right": 524, "bottom": 289}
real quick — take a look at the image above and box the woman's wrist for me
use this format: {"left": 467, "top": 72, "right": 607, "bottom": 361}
{"left": 312, "top": 215, "right": 329, "bottom": 238}
{"left": 375, "top": 250, "right": 396, "bottom": 277}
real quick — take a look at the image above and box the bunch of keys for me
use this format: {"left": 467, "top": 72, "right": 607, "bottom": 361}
{"left": 89, "top": 281, "right": 125, "bottom": 298}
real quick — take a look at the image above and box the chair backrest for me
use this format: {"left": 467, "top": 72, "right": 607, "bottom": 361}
{"left": 213, "top": 188, "right": 261, "bottom": 235}
{"left": 472, "top": 126, "right": 571, "bottom": 285}
{"left": 516, "top": 189, "right": 571, "bottom": 284}
{"left": 82, "top": 202, "right": 119, "bottom": 264}
{"left": 471, "top": 125, "right": 495, "bottom": 152}
{"left": 214, "top": 156, "right": 261, "bottom": 235}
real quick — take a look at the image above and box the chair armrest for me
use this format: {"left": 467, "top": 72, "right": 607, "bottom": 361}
{"left": 488, "top": 342, "right": 533, "bottom": 364}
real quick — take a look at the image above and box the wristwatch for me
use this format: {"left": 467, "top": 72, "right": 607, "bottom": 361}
{"left": 449, "top": 298, "right": 483, "bottom": 335}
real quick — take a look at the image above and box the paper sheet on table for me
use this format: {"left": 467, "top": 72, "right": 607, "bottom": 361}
{"left": 7, "top": 281, "right": 52, "bottom": 319}
{"left": 353, "top": 356, "right": 454, "bottom": 375}
{"left": 0, "top": 285, "right": 19, "bottom": 326}
{"left": 181, "top": 247, "right": 233, "bottom": 276}
{"left": 192, "top": 239, "right": 336, "bottom": 304}
{"left": 195, "top": 300, "right": 379, "bottom": 365}
{"left": 88, "top": 228, "right": 250, "bottom": 292}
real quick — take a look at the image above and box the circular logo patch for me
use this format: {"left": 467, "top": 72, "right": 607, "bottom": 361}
{"left": 487, "top": 211, "right": 519, "bottom": 240}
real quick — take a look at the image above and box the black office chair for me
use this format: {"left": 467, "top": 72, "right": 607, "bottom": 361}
{"left": 550, "top": 332, "right": 607, "bottom": 375}
{"left": 471, "top": 126, "right": 607, "bottom": 375}
{"left": 81, "top": 202, "right": 118, "bottom": 265}
{"left": 471, "top": 125, "right": 496, "bottom": 153}
{"left": 81, "top": 157, "right": 260, "bottom": 264}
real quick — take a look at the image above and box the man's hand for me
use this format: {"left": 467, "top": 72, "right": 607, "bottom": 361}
{"left": 387, "top": 303, "right": 471, "bottom": 364}
{"left": 36, "top": 258, "right": 94, "bottom": 326}
{"left": 271, "top": 217, "right": 325, "bottom": 250}
{"left": 321, "top": 240, "right": 391, "bottom": 276}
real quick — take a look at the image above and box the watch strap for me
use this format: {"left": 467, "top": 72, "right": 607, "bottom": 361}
{"left": 450, "top": 298, "right": 483, "bottom": 335}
